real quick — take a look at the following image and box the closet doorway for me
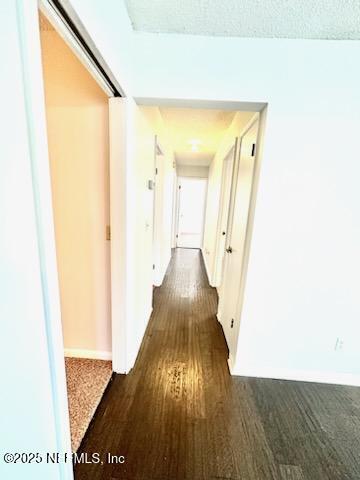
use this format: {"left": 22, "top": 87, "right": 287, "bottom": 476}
{"left": 39, "top": 11, "right": 112, "bottom": 451}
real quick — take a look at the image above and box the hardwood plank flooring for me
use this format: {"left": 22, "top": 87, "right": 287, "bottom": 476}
{"left": 75, "top": 248, "right": 360, "bottom": 479}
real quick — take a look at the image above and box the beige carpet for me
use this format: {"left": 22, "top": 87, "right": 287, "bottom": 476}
{"left": 65, "top": 357, "right": 112, "bottom": 451}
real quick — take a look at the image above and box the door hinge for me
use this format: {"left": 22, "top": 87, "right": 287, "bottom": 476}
{"left": 179, "top": 185, "right": 181, "bottom": 190}
{"left": 153, "top": 264, "right": 155, "bottom": 270}
{"left": 251, "top": 143, "right": 256, "bottom": 157}
{"left": 231, "top": 319, "right": 234, "bottom": 328}
{"left": 106, "top": 225, "right": 111, "bottom": 241}
{"left": 155, "top": 167, "right": 158, "bottom": 175}
{"left": 176, "top": 234, "right": 178, "bottom": 238}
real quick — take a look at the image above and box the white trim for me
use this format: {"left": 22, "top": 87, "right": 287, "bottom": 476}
{"left": 234, "top": 366, "right": 360, "bottom": 388}
{"left": 64, "top": 349, "right": 112, "bottom": 361}
{"left": 17, "top": 1, "right": 73, "bottom": 478}
{"left": 109, "top": 98, "right": 128, "bottom": 374}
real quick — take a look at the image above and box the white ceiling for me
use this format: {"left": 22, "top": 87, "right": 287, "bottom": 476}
{"left": 159, "top": 108, "right": 235, "bottom": 166}
{"left": 125, "top": 0, "right": 360, "bottom": 40}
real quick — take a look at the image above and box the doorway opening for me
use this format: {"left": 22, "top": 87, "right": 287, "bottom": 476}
{"left": 137, "top": 101, "right": 266, "bottom": 374}
{"left": 39, "top": 11, "right": 113, "bottom": 451}
{"left": 176, "top": 177, "right": 208, "bottom": 249}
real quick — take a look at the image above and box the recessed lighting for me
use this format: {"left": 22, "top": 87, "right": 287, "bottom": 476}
{"left": 188, "top": 139, "right": 201, "bottom": 152}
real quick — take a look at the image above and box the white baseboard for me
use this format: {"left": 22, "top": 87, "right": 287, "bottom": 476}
{"left": 201, "top": 249, "right": 215, "bottom": 287}
{"left": 233, "top": 365, "right": 360, "bottom": 388}
{"left": 64, "top": 348, "right": 112, "bottom": 361}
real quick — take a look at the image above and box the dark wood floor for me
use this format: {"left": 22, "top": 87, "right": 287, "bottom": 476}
{"left": 75, "top": 248, "right": 360, "bottom": 480}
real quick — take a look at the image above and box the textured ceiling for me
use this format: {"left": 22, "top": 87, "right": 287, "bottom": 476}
{"left": 125, "top": 0, "right": 360, "bottom": 40}
{"left": 159, "top": 108, "right": 235, "bottom": 166}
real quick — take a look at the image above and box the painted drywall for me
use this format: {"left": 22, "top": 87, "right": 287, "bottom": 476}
{"left": 202, "top": 112, "right": 256, "bottom": 286}
{"left": 108, "top": 98, "right": 157, "bottom": 372}
{"left": 140, "top": 106, "right": 176, "bottom": 286}
{"left": 129, "top": 32, "right": 360, "bottom": 384}
{"left": 177, "top": 165, "right": 209, "bottom": 178}
{"left": 125, "top": 99, "right": 156, "bottom": 367}
{"left": 40, "top": 24, "right": 111, "bottom": 355}
{"left": 0, "top": 1, "right": 71, "bottom": 478}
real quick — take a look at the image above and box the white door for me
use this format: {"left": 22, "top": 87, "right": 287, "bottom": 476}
{"left": 213, "top": 145, "right": 236, "bottom": 286}
{"left": 177, "top": 177, "right": 207, "bottom": 248}
{"left": 219, "top": 120, "right": 259, "bottom": 359}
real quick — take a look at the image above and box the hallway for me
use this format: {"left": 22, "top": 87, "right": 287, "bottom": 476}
{"left": 76, "top": 249, "right": 360, "bottom": 480}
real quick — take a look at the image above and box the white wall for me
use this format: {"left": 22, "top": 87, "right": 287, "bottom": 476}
{"left": 130, "top": 32, "right": 360, "bottom": 385}
{"left": 140, "top": 107, "right": 176, "bottom": 286}
{"left": 109, "top": 98, "right": 159, "bottom": 373}
{"left": 202, "top": 112, "right": 256, "bottom": 286}
{"left": 176, "top": 165, "right": 209, "bottom": 178}
{"left": 61, "top": 4, "right": 360, "bottom": 384}
{"left": 4, "top": 20, "right": 360, "bottom": 480}
{"left": 40, "top": 21, "right": 111, "bottom": 358}
{"left": 124, "top": 100, "right": 156, "bottom": 368}
{"left": 0, "top": 1, "right": 72, "bottom": 478}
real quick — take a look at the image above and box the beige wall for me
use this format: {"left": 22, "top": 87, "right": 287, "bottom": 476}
{"left": 40, "top": 22, "right": 111, "bottom": 355}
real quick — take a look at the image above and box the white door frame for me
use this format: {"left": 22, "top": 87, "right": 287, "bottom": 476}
{"left": 38, "top": 0, "right": 127, "bottom": 374}
{"left": 17, "top": 2, "right": 74, "bottom": 478}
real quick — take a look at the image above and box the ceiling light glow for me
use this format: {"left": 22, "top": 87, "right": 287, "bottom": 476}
{"left": 188, "top": 139, "right": 201, "bottom": 152}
